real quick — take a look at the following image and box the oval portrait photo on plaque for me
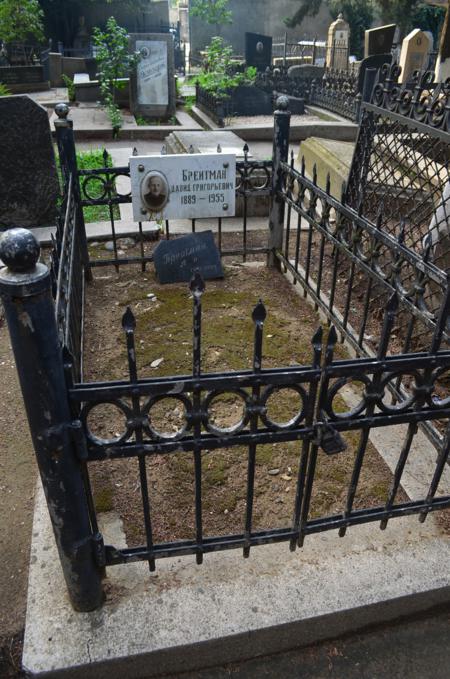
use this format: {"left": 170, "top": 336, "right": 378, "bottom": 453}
{"left": 141, "top": 170, "right": 170, "bottom": 213}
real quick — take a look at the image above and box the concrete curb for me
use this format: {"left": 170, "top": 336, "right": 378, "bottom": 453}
{"left": 190, "top": 106, "right": 358, "bottom": 142}
{"left": 22, "top": 480, "right": 450, "bottom": 678}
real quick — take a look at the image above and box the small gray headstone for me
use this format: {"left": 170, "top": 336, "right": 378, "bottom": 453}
{"left": 364, "top": 24, "right": 396, "bottom": 58}
{"left": 153, "top": 231, "right": 223, "bottom": 284}
{"left": 0, "top": 96, "right": 59, "bottom": 229}
{"left": 129, "top": 33, "right": 176, "bottom": 119}
{"left": 288, "top": 64, "right": 325, "bottom": 80}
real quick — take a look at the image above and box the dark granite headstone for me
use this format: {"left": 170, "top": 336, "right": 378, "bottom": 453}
{"left": 357, "top": 53, "right": 392, "bottom": 93}
{"left": 364, "top": 24, "right": 396, "bottom": 58}
{"left": 153, "top": 231, "right": 223, "bottom": 284}
{"left": 0, "top": 96, "right": 59, "bottom": 229}
{"left": 245, "top": 32, "right": 273, "bottom": 72}
{"left": 231, "top": 85, "right": 272, "bottom": 115}
{"left": 0, "top": 66, "right": 44, "bottom": 85}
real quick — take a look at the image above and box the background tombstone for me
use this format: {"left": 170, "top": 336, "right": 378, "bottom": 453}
{"left": 245, "top": 32, "right": 273, "bottom": 72}
{"left": 326, "top": 13, "right": 350, "bottom": 71}
{"left": 287, "top": 64, "right": 325, "bottom": 80}
{"left": 129, "top": 33, "right": 176, "bottom": 119}
{"left": 153, "top": 231, "right": 223, "bottom": 284}
{"left": 364, "top": 24, "right": 396, "bottom": 58}
{"left": 357, "top": 53, "right": 392, "bottom": 93}
{"left": 399, "top": 29, "right": 432, "bottom": 82}
{"left": 0, "top": 96, "right": 59, "bottom": 229}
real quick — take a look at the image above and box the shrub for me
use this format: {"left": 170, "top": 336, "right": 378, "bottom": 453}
{"left": 196, "top": 36, "right": 257, "bottom": 100}
{"left": 61, "top": 74, "right": 75, "bottom": 102}
{"left": 92, "top": 16, "right": 140, "bottom": 134}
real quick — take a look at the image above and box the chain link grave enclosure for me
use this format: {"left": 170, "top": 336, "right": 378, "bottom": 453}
{"left": 1, "top": 68, "right": 450, "bottom": 611}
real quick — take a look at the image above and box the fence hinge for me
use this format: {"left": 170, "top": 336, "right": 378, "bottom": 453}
{"left": 91, "top": 531, "right": 106, "bottom": 568}
{"left": 72, "top": 532, "right": 106, "bottom": 568}
{"left": 313, "top": 421, "right": 347, "bottom": 455}
{"left": 68, "top": 420, "right": 89, "bottom": 460}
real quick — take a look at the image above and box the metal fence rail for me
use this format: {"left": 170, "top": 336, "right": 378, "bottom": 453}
{"left": 1, "top": 86, "right": 449, "bottom": 613}
{"left": 309, "top": 69, "right": 360, "bottom": 121}
{"left": 65, "top": 274, "right": 450, "bottom": 569}
{"left": 49, "top": 175, "right": 85, "bottom": 380}
{"left": 77, "top": 145, "right": 273, "bottom": 268}
{"left": 275, "top": 69, "right": 450, "bottom": 450}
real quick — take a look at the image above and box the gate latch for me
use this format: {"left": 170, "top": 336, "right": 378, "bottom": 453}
{"left": 313, "top": 422, "right": 347, "bottom": 455}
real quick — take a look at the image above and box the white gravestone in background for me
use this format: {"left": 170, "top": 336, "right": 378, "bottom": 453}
{"left": 399, "top": 29, "right": 432, "bottom": 83}
{"left": 326, "top": 13, "right": 350, "bottom": 71}
{"left": 129, "top": 32, "right": 176, "bottom": 118}
{"left": 136, "top": 40, "right": 168, "bottom": 106}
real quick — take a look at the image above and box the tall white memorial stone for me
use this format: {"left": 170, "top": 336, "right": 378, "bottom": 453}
{"left": 129, "top": 33, "right": 176, "bottom": 119}
{"left": 398, "top": 29, "right": 432, "bottom": 82}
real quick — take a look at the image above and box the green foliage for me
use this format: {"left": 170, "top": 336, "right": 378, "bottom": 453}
{"left": 191, "top": 0, "right": 232, "bottom": 26}
{"left": 61, "top": 74, "right": 75, "bottom": 101}
{"left": 328, "top": 0, "right": 374, "bottom": 58}
{"left": 92, "top": 16, "right": 139, "bottom": 132}
{"left": 74, "top": 149, "right": 120, "bottom": 222}
{"left": 410, "top": 3, "right": 446, "bottom": 44}
{"left": 285, "top": 0, "right": 444, "bottom": 41}
{"left": 0, "top": 0, "right": 44, "bottom": 43}
{"left": 0, "top": 81, "right": 11, "bottom": 96}
{"left": 284, "top": 0, "right": 322, "bottom": 29}
{"left": 196, "top": 36, "right": 257, "bottom": 99}
{"left": 135, "top": 115, "right": 178, "bottom": 126}
{"left": 184, "top": 94, "right": 196, "bottom": 111}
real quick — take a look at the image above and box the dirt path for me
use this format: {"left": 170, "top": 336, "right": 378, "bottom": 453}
{"left": 0, "top": 316, "right": 37, "bottom": 676}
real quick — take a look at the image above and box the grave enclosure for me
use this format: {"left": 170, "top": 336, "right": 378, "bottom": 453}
{"left": 1, "top": 57, "right": 450, "bottom": 642}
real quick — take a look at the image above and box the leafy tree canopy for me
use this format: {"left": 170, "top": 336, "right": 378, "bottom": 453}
{"left": 37, "top": 0, "right": 147, "bottom": 47}
{"left": 191, "top": 0, "right": 232, "bottom": 26}
{"left": 0, "top": 0, "right": 44, "bottom": 44}
{"left": 285, "top": 0, "right": 447, "bottom": 44}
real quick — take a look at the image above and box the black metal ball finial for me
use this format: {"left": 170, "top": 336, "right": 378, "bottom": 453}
{"left": 55, "top": 102, "right": 70, "bottom": 119}
{"left": 276, "top": 95, "right": 289, "bottom": 111}
{"left": 0, "top": 228, "right": 40, "bottom": 272}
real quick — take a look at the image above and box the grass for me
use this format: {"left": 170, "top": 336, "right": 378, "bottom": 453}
{"left": 56, "top": 148, "right": 121, "bottom": 223}
{"left": 184, "top": 95, "right": 196, "bottom": 112}
{"left": 84, "top": 264, "right": 406, "bottom": 546}
{"left": 135, "top": 115, "right": 178, "bottom": 126}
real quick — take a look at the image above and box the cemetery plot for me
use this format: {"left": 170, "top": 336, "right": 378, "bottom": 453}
{"left": 82, "top": 261, "right": 408, "bottom": 548}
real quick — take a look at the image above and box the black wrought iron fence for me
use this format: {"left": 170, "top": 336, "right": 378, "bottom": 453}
{"left": 49, "top": 175, "right": 85, "bottom": 381}
{"left": 272, "top": 36, "right": 327, "bottom": 66}
{"left": 1, "top": 85, "right": 450, "bottom": 614}
{"left": 274, "top": 69, "right": 450, "bottom": 449}
{"left": 76, "top": 144, "right": 273, "bottom": 268}
{"left": 63, "top": 270, "right": 450, "bottom": 570}
{"left": 309, "top": 69, "right": 360, "bottom": 121}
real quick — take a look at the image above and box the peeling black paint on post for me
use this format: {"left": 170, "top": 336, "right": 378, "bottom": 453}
{"left": 268, "top": 95, "right": 291, "bottom": 268}
{"left": 243, "top": 300, "right": 267, "bottom": 557}
{"left": 190, "top": 271, "right": 205, "bottom": 564}
{"left": 54, "top": 103, "right": 92, "bottom": 282}
{"left": 0, "top": 228, "right": 103, "bottom": 611}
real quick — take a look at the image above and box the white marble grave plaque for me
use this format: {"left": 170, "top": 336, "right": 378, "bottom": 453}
{"left": 137, "top": 40, "right": 168, "bottom": 106}
{"left": 130, "top": 153, "right": 236, "bottom": 220}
